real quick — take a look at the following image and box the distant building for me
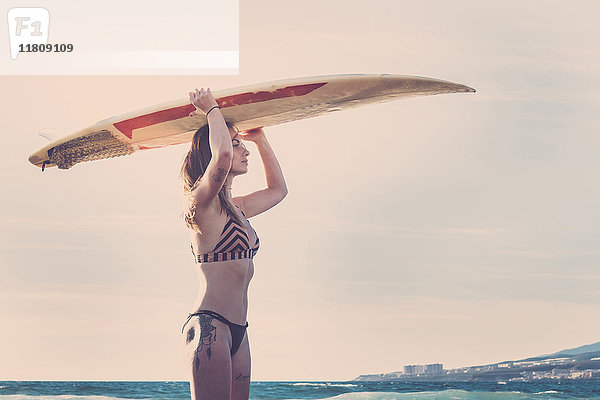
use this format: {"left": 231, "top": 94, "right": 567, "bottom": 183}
{"left": 404, "top": 364, "right": 443, "bottom": 375}
{"left": 404, "top": 365, "right": 425, "bottom": 375}
{"left": 425, "top": 364, "right": 444, "bottom": 374}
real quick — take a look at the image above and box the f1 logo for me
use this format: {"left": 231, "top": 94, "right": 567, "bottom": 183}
{"left": 7, "top": 8, "right": 49, "bottom": 60}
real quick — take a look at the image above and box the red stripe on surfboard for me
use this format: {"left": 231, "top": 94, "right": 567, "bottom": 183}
{"left": 114, "top": 105, "right": 195, "bottom": 139}
{"left": 114, "top": 82, "right": 327, "bottom": 139}
{"left": 217, "top": 82, "right": 326, "bottom": 107}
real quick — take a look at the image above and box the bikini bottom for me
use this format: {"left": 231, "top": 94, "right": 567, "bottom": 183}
{"left": 182, "top": 309, "right": 248, "bottom": 356}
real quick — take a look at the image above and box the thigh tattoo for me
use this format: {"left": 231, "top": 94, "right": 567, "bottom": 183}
{"left": 192, "top": 314, "right": 218, "bottom": 369}
{"left": 186, "top": 326, "right": 195, "bottom": 343}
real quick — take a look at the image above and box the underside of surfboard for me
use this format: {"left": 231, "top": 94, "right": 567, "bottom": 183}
{"left": 28, "top": 74, "right": 475, "bottom": 170}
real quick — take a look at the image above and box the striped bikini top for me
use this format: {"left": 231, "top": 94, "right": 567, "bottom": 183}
{"left": 191, "top": 209, "right": 260, "bottom": 263}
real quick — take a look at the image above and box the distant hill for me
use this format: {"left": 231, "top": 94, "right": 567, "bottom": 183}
{"left": 545, "top": 341, "right": 600, "bottom": 357}
{"left": 354, "top": 340, "right": 600, "bottom": 382}
{"left": 478, "top": 341, "right": 600, "bottom": 364}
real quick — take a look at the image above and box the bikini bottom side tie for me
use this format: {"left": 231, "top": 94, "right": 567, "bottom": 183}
{"left": 182, "top": 310, "right": 248, "bottom": 356}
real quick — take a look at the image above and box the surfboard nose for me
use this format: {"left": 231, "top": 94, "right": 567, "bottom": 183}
{"left": 458, "top": 84, "right": 476, "bottom": 93}
{"left": 380, "top": 74, "right": 476, "bottom": 95}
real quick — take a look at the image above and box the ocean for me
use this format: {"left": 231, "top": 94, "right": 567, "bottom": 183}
{"left": 0, "top": 380, "right": 599, "bottom": 400}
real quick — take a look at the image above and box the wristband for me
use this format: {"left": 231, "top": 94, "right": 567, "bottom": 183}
{"left": 206, "top": 105, "right": 220, "bottom": 116}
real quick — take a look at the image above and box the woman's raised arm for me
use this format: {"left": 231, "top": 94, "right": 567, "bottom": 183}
{"left": 188, "top": 88, "right": 233, "bottom": 207}
{"left": 235, "top": 128, "right": 288, "bottom": 218}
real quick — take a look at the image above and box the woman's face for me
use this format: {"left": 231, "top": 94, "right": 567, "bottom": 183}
{"left": 229, "top": 128, "right": 250, "bottom": 176}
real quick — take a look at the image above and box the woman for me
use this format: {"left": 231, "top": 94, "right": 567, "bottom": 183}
{"left": 180, "top": 88, "right": 287, "bottom": 400}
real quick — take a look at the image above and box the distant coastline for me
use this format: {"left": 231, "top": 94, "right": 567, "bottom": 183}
{"left": 354, "top": 342, "right": 600, "bottom": 382}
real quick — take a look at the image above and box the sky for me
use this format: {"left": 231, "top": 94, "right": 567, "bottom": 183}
{"left": 1, "top": 0, "right": 600, "bottom": 382}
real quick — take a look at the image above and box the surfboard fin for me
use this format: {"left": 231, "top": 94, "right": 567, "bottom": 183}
{"left": 38, "top": 128, "right": 63, "bottom": 141}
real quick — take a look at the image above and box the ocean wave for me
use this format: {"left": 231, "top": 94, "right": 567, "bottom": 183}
{"left": 287, "top": 382, "right": 358, "bottom": 388}
{"left": 0, "top": 396, "right": 133, "bottom": 400}
{"left": 286, "top": 389, "right": 600, "bottom": 400}
{"left": 289, "top": 382, "right": 326, "bottom": 386}
{"left": 2, "top": 383, "right": 599, "bottom": 400}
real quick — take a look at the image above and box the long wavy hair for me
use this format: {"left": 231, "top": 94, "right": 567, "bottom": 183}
{"left": 180, "top": 122, "right": 243, "bottom": 231}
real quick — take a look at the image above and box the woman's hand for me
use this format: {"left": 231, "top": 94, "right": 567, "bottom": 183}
{"left": 189, "top": 88, "right": 219, "bottom": 117}
{"left": 239, "top": 127, "right": 265, "bottom": 143}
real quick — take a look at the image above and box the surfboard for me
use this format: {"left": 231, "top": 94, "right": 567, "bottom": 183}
{"left": 28, "top": 74, "right": 475, "bottom": 170}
